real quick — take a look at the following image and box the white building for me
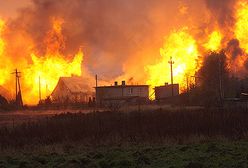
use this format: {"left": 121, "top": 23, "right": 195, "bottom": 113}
{"left": 155, "top": 83, "right": 179, "bottom": 100}
{"left": 96, "top": 81, "right": 149, "bottom": 105}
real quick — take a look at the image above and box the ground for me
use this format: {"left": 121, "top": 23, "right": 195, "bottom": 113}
{"left": 0, "top": 106, "right": 247, "bottom": 167}
{"left": 0, "top": 104, "right": 202, "bottom": 126}
{"left": 0, "top": 109, "right": 93, "bottom": 126}
{"left": 1, "top": 141, "right": 248, "bottom": 168}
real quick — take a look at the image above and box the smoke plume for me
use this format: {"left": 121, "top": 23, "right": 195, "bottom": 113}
{"left": 226, "top": 39, "right": 244, "bottom": 59}
{"left": 204, "top": 0, "right": 236, "bottom": 29}
{"left": 5, "top": 0, "right": 208, "bottom": 80}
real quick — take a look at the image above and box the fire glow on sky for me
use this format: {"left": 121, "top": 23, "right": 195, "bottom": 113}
{"left": 0, "top": 0, "right": 247, "bottom": 104}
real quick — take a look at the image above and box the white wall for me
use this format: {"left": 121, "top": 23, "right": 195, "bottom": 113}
{"left": 96, "top": 86, "right": 149, "bottom": 102}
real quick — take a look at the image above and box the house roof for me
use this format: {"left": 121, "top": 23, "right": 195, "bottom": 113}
{"left": 54, "top": 76, "right": 92, "bottom": 94}
{"left": 154, "top": 84, "right": 179, "bottom": 89}
{"left": 95, "top": 85, "right": 149, "bottom": 89}
{"left": 0, "top": 85, "right": 11, "bottom": 100}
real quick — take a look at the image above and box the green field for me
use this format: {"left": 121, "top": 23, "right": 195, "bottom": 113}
{"left": 1, "top": 141, "right": 248, "bottom": 168}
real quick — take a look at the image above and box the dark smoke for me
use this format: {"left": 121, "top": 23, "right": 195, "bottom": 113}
{"left": 225, "top": 39, "right": 248, "bottom": 72}
{"left": 204, "top": 0, "right": 236, "bottom": 29}
{"left": 244, "top": 60, "right": 248, "bottom": 71}
{"left": 226, "top": 39, "right": 244, "bottom": 59}
{"left": 5, "top": 0, "right": 208, "bottom": 79}
{"left": 7, "top": 0, "right": 158, "bottom": 78}
{"left": 205, "top": 1, "right": 248, "bottom": 73}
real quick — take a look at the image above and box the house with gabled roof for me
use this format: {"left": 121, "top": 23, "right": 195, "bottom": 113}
{"left": 51, "top": 76, "right": 93, "bottom": 104}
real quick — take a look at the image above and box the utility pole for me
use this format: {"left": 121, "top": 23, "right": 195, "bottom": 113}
{"left": 95, "top": 74, "right": 98, "bottom": 88}
{"left": 218, "top": 55, "right": 223, "bottom": 107}
{"left": 168, "top": 57, "right": 174, "bottom": 96}
{"left": 46, "top": 84, "right": 48, "bottom": 98}
{"left": 186, "top": 75, "right": 189, "bottom": 93}
{"left": 39, "top": 76, "right": 41, "bottom": 102}
{"left": 15, "top": 70, "right": 18, "bottom": 100}
{"left": 95, "top": 74, "right": 98, "bottom": 108}
{"left": 11, "top": 69, "right": 23, "bottom": 107}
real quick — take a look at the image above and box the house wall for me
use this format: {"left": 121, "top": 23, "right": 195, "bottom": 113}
{"left": 51, "top": 81, "right": 71, "bottom": 101}
{"left": 155, "top": 84, "right": 179, "bottom": 100}
{"left": 51, "top": 81, "right": 90, "bottom": 103}
{"left": 122, "top": 86, "right": 149, "bottom": 97}
{"left": 96, "top": 86, "right": 149, "bottom": 104}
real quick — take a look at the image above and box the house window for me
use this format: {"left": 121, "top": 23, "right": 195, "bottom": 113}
{"left": 129, "top": 88, "right": 133, "bottom": 94}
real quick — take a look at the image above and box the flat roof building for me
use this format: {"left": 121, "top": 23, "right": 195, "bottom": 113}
{"left": 155, "top": 83, "right": 179, "bottom": 101}
{"left": 95, "top": 81, "right": 149, "bottom": 105}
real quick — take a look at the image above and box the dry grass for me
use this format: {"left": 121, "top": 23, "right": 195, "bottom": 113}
{"left": 0, "top": 107, "right": 248, "bottom": 150}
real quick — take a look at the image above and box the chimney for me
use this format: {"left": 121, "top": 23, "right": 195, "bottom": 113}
{"left": 122, "top": 80, "right": 126, "bottom": 86}
{"left": 114, "top": 81, "right": 118, "bottom": 86}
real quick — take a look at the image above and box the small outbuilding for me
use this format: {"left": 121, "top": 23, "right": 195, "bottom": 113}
{"left": 155, "top": 83, "right": 179, "bottom": 101}
{"left": 51, "top": 76, "right": 93, "bottom": 104}
{"left": 95, "top": 81, "right": 149, "bottom": 105}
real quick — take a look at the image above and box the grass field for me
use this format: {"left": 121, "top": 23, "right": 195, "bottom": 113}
{"left": 0, "top": 108, "right": 98, "bottom": 127}
{"left": 1, "top": 141, "right": 248, "bottom": 168}
{"left": 1, "top": 107, "right": 248, "bottom": 167}
{"left": 0, "top": 104, "right": 203, "bottom": 127}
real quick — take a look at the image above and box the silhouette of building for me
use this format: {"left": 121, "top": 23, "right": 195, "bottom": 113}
{"left": 155, "top": 83, "right": 179, "bottom": 100}
{"left": 51, "top": 76, "right": 93, "bottom": 104}
{"left": 0, "top": 85, "right": 11, "bottom": 101}
{"left": 95, "top": 81, "right": 149, "bottom": 105}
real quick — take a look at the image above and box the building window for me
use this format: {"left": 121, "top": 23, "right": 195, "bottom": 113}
{"left": 129, "top": 88, "right": 133, "bottom": 94}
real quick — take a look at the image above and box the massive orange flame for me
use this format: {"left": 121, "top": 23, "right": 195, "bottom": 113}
{"left": 144, "top": 0, "right": 248, "bottom": 95}
{"left": 146, "top": 28, "right": 199, "bottom": 95}
{"left": 0, "top": 19, "right": 4, "bottom": 56}
{"left": 0, "top": 0, "right": 248, "bottom": 104}
{"left": 0, "top": 18, "right": 12, "bottom": 86}
{"left": 235, "top": 0, "right": 248, "bottom": 53}
{"left": 204, "top": 31, "right": 222, "bottom": 52}
{"left": 23, "top": 18, "right": 83, "bottom": 104}
{"left": 224, "top": 0, "right": 248, "bottom": 76}
{"left": 0, "top": 18, "right": 83, "bottom": 104}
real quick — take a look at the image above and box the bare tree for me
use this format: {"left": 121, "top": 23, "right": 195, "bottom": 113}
{"left": 198, "top": 51, "right": 229, "bottom": 107}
